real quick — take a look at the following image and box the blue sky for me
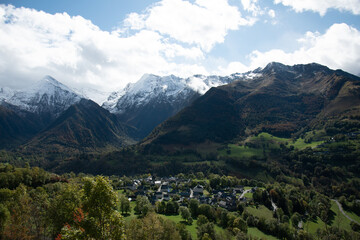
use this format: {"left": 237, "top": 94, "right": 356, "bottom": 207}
{"left": 0, "top": 0, "right": 359, "bottom": 92}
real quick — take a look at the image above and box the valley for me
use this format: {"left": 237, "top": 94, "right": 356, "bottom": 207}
{"left": 1, "top": 62, "right": 360, "bottom": 239}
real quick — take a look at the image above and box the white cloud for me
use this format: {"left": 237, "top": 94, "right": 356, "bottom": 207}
{"left": 241, "top": 0, "right": 263, "bottom": 16}
{"left": 124, "top": 0, "right": 254, "bottom": 51}
{"left": 274, "top": 0, "right": 360, "bottom": 16}
{"left": 214, "top": 61, "right": 251, "bottom": 76}
{"left": 246, "top": 23, "right": 360, "bottom": 74}
{"left": 268, "top": 9, "right": 276, "bottom": 18}
{"left": 0, "top": 4, "right": 207, "bottom": 91}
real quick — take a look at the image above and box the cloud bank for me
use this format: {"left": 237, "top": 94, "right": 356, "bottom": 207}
{"left": 220, "top": 23, "right": 360, "bottom": 76}
{"left": 0, "top": 1, "right": 249, "bottom": 91}
{"left": 0, "top": 1, "right": 359, "bottom": 93}
{"left": 274, "top": 0, "right": 360, "bottom": 16}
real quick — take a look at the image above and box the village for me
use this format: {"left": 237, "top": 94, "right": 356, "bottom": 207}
{"left": 120, "top": 175, "right": 259, "bottom": 212}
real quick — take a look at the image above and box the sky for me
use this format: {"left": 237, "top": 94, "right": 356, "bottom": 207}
{"left": 0, "top": 0, "right": 360, "bottom": 92}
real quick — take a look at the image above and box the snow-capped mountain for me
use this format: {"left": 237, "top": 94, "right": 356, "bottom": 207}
{"left": 74, "top": 87, "right": 110, "bottom": 105}
{"left": 0, "top": 87, "right": 15, "bottom": 101}
{"left": 102, "top": 70, "right": 262, "bottom": 139}
{"left": 1, "top": 75, "right": 82, "bottom": 117}
{"left": 103, "top": 74, "right": 192, "bottom": 113}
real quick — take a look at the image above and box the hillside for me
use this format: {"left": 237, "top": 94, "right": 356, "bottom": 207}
{"left": 142, "top": 62, "right": 360, "bottom": 151}
{"left": 21, "top": 99, "right": 136, "bottom": 154}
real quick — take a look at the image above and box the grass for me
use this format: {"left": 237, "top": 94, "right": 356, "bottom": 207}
{"left": 247, "top": 227, "right": 279, "bottom": 240}
{"left": 304, "top": 201, "right": 353, "bottom": 234}
{"left": 246, "top": 205, "right": 274, "bottom": 219}
{"left": 219, "top": 132, "right": 324, "bottom": 159}
{"left": 291, "top": 138, "right": 324, "bottom": 150}
{"left": 219, "top": 144, "right": 264, "bottom": 158}
{"left": 160, "top": 214, "right": 198, "bottom": 239}
{"left": 344, "top": 209, "right": 360, "bottom": 223}
{"left": 161, "top": 214, "right": 229, "bottom": 239}
{"left": 122, "top": 201, "right": 137, "bottom": 221}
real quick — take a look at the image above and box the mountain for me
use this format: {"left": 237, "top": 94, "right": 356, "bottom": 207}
{"left": 2, "top": 76, "right": 82, "bottom": 121}
{"left": 0, "top": 105, "right": 42, "bottom": 148}
{"left": 103, "top": 72, "right": 261, "bottom": 139}
{"left": 142, "top": 62, "right": 360, "bottom": 149}
{"left": 74, "top": 87, "right": 111, "bottom": 105}
{"left": 21, "top": 99, "right": 136, "bottom": 154}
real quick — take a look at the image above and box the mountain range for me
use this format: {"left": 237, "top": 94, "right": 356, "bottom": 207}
{"left": 0, "top": 71, "right": 252, "bottom": 151}
{"left": 142, "top": 62, "right": 360, "bottom": 151}
{"left": 0, "top": 62, "right": 359, "bottom": 157}
{"left": 101, "top": 72, "right": 256, "bottom": 139}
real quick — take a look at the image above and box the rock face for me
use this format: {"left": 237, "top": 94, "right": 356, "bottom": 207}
{"left": 142, "top": 62, "right": 360, "bottom": 148}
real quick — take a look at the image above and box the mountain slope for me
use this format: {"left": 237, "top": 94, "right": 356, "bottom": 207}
{"left": 0, "top": 105, "right": 42, "bottom": 148}
{"left": 21, "top": 99, "right": 136, "bottom": 153}
{"left": 103, "top": 72, "right": 259, "bottom": 139}
{"left": 142, "top": 62, "right": 360, "bottom": 149}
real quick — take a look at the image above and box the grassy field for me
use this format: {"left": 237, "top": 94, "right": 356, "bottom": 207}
{"left": 291, "top": 138, "right": 324, "bottom": 150}
{"left": 219, "top": 144, "right": 264, "bottom": 158}
{"left": 219, "top": 132, "right": 324, "bottom": 159}
{"left": 245, "top": 205, "right": 274, "bottom": 219}
{"left": 304, "top": 201, "right": 353, "bottom": 234}
{"left": 160, "top": 214, "right": 198, "bottom": 239}
{"left": 248, "top": 227, "right": 279, "bottom": 240}
{"left": 161, "top": 214, "right": 229, "bottom": 240}
{"left": 344, "top": 210, "right": 360, "bottom": 223}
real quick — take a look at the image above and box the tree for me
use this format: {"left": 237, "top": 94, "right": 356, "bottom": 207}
{"left": 155, "top": 201, "right": 167, "bottom": 214}
{"left": 198, "top": 204, "right": 216, "bottom": 222}
{"left": 166, "top": 200, "right": 179, "bottom": 215}
{"left": 197, "top": 215, "right": 209, "bottom": 226}
{"left": 188, "top": 199, "right": 199, "bottom": 218}
{"left": 0, "top": 204, "right": 9, "bottom": 238}
{"left": 179, "top": 206, "right": 191, "bottom": 224}
{"left": 48, "top": 183, "right": 82, "bottom": 237}
{"left": 29, "top": 187, "right": 50, "bottom": 239}
{"left": 177, "top": 223, "right": 192, "bottom": 240}
{"left": 82, "top": 176, "right": 122, "bottom": 239}
{"left": 119, "top": 194, "right": 131, "bottom": 215}
{"left": 126, "top": 213, "right": 181, "bottom": 240}
{"left": 291, "top": 212, "right": 301, "bottom": 229}
{"left": 197, "top": 222, "right": 215, "bottom": 240}
{"left": 233, "top": 217, "right": 247, "bottom": 233}
{"left": 134, "top": 195, "right": 152, "bottom": 217}
{"left": 2, "top": 184, "right": 33, "bottom": 240}
{"left": 59, "top": 177, "right": 126, "bottom": 240}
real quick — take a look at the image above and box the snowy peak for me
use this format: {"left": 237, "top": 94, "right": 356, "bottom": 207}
{"left": 27, "top": 75, "right": 76, "bottom": 97}
{"left": 0, "top": 87, "right": 15, "bottom": 101}
{"left": 106, "top": 74, "right": 191, "bottom": 114}
{"left": 131, "top": 74, "right": 186, "bottom": 97}
{"left": 2, "top": 76, "right": 82, "bottom": 116}
{"left": 102, "top": 69, "right": 263, "bottom": 114}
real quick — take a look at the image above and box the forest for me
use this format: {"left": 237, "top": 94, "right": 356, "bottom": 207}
{"left": 0, "top": 163, "right": 360, "bottom": 240}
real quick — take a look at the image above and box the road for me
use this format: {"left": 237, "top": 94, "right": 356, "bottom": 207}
{"left": 239, "top": 189, "right": 251, "bottom": 199}
{"left": 332, "top": 199, "right": 360, "bottom": 224}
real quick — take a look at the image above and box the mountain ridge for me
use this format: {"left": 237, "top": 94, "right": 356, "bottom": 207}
{"left": 141, "top": 62, "right": 360, "bottom": 151}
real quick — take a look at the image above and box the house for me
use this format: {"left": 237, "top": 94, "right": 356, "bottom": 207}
{"left": 169, "top": 189, "right": 179, "bottom": 197}
{"left": 155, "top": 191, "right": 163, "bottom": 200}
{"left": 179, "top": 191, "right": 191, "bottom": 198}
{"left": 233, "top": 186, "right": 244, "bottom": 193}
{"left": 163, "top": 193, "right": 170, "bottom": 201}
{"left": 193, "top": 185, "right": 204, "bottom": 196}
{"left": 158, "top": 183, "right": 171, "bottom": 193}
{"left": 219, "top": 200, "right": 227, "bottom": 208}
{"left": 125, "top": 184, "right": 137, "bottom": 191}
